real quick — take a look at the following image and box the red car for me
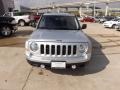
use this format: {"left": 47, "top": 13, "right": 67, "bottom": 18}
{"left": 29, "top": 13, "right": 42, "bottom": 27}
{"left": 81, "top": 16, "right": 95, "bottom": 22}
{"left": 30, "top": 14, "right": 42, "bottom": 22}
{"left": 33, "top": 14, "right": 41, "bottom": 21}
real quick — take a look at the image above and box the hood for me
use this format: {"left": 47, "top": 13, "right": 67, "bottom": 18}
{"left": 30, "top": 29, "right": 90, "bottom": 42}
{"left": 0, "top": 16, "right": 14, "bottom": 22}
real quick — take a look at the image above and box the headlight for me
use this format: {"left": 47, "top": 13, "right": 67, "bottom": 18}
{"left": 11, "top": 20, "right": 16, "bottom": 24}
{"left": 79, "top": 43, "right": 88, "bottom": 53}
{"left": 30, "top": 42, "right": 39, "bottom": 52}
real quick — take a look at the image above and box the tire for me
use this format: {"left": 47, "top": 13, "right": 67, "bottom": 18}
{"left": 0, "top": 26, "right": 12, "bottom": 37}
{"left": 112, "top": 24, "right": 116, "bottom": 29}
{"left": 18, "top": 20, "right": 25, "bottom": 26}
{"left": 30, "top": 21, "right": 36, "bottom": 27}
{"left": 115, "top": 25, "right": 119, "bottom": 29}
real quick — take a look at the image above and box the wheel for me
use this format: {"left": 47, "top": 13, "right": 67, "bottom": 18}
{"left": 112, "top": 24, "right": 116, "bottom": 29}
{"left": 18, "top": 20, "right": 25, "bottom": 26}
{"left": 114, "top": 25, "right": 119, "bottom": 29}
{"left": 30, "top": 21, "right": 36, "bottom": 27}
{"left": 0, "top": 26, "right": 12, "bottom": 37}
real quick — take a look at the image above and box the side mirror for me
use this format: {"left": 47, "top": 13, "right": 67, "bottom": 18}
{"left": 82, "top": 24, "right": 87, "bottom": 29}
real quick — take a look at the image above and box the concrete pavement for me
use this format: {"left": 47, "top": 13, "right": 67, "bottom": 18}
{"left": 0, "top": 23, "right": 120, "bottom": 90}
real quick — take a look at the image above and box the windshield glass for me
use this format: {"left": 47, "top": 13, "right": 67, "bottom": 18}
{"left": 112, "top": 18, "right": 120, "bottom": 21}
{"left": 38, "top": 15, "right": 80, "bottom": 30}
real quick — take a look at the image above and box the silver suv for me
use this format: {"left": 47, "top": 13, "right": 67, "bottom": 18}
{"left": 25, "top": 13, "right": 92, "bottom": 69}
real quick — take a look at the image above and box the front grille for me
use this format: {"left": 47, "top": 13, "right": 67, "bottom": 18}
{"left": 40, "top": 44, "right": 77, "bottom": 56}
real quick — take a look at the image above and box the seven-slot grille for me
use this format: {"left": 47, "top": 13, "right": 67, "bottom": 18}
{"left": 40, "top": 44, "right": 77, "bottom": 56}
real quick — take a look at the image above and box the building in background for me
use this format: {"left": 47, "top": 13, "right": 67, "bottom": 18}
{"left": 0, "top": 0, "right": 31, "bottom": 15}
{"left": 14, "top": 0, "right": 20, "bottom": 11}
{"left": 0, "top": 0, "right": 14, "bottom": 15}
{"left": 14, "top": 0, "right": 31, "bottom": 12}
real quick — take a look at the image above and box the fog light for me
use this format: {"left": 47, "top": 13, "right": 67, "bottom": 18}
{"left": 40, "top": 64, "right": 45, "bottom": 69}
{"left": 71, "top": 65, "right": 77, "bottom": 69}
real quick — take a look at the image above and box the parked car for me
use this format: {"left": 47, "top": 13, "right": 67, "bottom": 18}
{"left": 80, "top": 16, "right": 95, "bottom": 22}
{"left": 103, "top": 18, "right": 120, "bottom": 28}
{"left": 25, "top": 13, "right": 92, "bottom": 69}
{"left": 94, "top": 16, "right": 102, "bottom": 23}
{"left": 99, "top": 16, "right": 115, "bottom": 23}
{"left": 29, "top": 13, "right": 42, "bottom": 27}
{"left": 4, "top": 12, "right": 31, "bottom": 26}
{"left": 0, "top": 16, "right": 17, "bottom": 37}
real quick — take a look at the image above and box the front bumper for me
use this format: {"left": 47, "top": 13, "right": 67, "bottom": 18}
{"left": 26, "top": 53, "right": 91, "bottom": 64}
{"left": 103, "top": 24, "right": 112, "bottom": 28}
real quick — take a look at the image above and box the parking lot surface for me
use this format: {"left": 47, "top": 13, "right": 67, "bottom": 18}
{"left": 0, "top": 23, "right": 120, "bottom": 90}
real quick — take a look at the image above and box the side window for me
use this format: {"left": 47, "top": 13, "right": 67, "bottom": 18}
{"left": 13, "top": 13, "right": 18, "bottom": 16}
{"left": 13, "top": 13, "right": 24, "bottom": 16}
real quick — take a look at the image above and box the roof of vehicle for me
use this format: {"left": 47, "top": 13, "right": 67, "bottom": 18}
{"left": 43, "top": 13, "right": 74, "bottom": 16}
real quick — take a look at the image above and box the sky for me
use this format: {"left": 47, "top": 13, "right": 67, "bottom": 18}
{"left": 20, "top": 0, "right": 83, "bottom": 8}
{"left": 18, "top": 0, "right": 120, "bottom": 8}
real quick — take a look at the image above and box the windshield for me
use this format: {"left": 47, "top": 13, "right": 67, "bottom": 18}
{"left": 112, "top": 18, "right": 120, "bottom": 21}
{"left": 37, "top": 15, "right": 80, "bottom": 30}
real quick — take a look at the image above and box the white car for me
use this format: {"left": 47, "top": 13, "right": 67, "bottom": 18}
{"left": 13, "top": 15, "right": 30, "bottom": 26}
{"left": 25, "top": 13, "right": 92, "bottom": 69}
{"left": 4, "top": 12, "right": 30, "bottom": 26}
{"left": 103, "top": 19, "right": 120, "bottom": 28}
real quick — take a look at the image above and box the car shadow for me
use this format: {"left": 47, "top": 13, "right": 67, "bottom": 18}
{"left": 50, "top": 36, "right": 109, "bottom": 76}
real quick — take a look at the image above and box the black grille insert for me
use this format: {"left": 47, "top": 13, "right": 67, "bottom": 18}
{"left": 46, "top": 45, "right": 49, "bottom": 54}
{"left": 73, "top": 45, "right": 77, "bottom": 55}
{"left": 57, "top": 45, "right": 61, "bottom": 55}
{"left": 41, "top": 45, "right": 44, "bottom": 54}
{"left": 51, "top": 45, "right": 55, "bottom": 55}
{"left": 68, "top": 45, "right": 71, "bottom": 55}
{"left": 62, "top": 45, "right": 66, "bottom": 55}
